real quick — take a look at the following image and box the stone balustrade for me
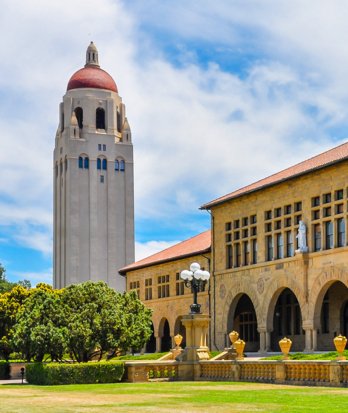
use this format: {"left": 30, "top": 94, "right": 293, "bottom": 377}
{"left": 124, "top": 359, "right": 348, "bottom": 387}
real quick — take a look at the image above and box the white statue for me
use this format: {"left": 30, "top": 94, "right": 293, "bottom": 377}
{"left": 296, "top": 220, "right": 308, "bottom": 253}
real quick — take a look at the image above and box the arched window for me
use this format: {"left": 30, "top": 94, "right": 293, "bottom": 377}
{"left": 120, "top": 160, "right": 125, "bottom": 172}
{"left": 84, "top": 157, "right": 89, "bottom": 169}
{"left": 65, "top": 157, "right": 68, "bottom": 171}
{"left": 96, "top": 108, "right": 105, "bottom": 129}
{"left": 102, "top": 158, "right": 107, "bottom": 170}
{"left": 117, "top": 109, "right": 121, "bottom": 132}
{"left": 75, "top": 107, "right": 83, "bottom": 129}
{"left": 115, "top": 160, "right": 119, "bottom": 171}
{"left": 78, "top": 156, "right": 83, "bottom": 169}
{"left": 55, "top": 163, "right": 58, "bottom": 177}
{"left": 97, "top": 158, "right": 101, "bottom": 170}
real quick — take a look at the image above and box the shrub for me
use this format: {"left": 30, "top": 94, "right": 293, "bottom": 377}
{"left": 0, "top": 360, "right": 10, "bottom": 379}
{"left": 26, "top": 361, "right": 124, "bottom": 385}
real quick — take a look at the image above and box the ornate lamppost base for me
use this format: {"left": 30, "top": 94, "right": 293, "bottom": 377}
{"left": 190, "top": 303, "right": 201, "bottom": 314}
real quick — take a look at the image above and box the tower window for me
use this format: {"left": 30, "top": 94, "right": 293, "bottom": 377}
{"left": 120, "top": 160, "right": 125, "bottom": 171}
{"left": 97, "top": 158, "right": 101, "bottom": 170}
{"left": 115, "top": 160, "right": 119, "bottom": 171}
{"left": 117, "top": 109, "right": 122, "bottom": 133}
{"left": 78, "top": 156, "right": 83, "bottom": 169}
{"left": 84, "top": 157, "right": 89, "bottom": 169}
{"left": 96, "top": 108, "right": 105, "bottom": 129}
{"left": 102, "top": 158, "right": 107, "bottom": 170}
{"left": 74, "top": 107, "right": 83, "bottom": 129}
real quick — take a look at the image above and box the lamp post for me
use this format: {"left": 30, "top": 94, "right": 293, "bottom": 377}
{"left": 180, "top": 262, "right": 210, "bottom": 314}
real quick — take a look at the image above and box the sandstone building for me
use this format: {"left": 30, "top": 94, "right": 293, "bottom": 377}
{"left": 54, "top": 43, "right": 134, "bottom": 290}
{"left": 120, "top": 230, "right": 211, "bottom": 352}
{"left": 124, "top": 142, "right": 348, "bottom": 353}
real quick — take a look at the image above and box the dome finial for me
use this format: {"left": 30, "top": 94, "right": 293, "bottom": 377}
{"left": 85, "top": 41, "right": 99, "bottom": 67}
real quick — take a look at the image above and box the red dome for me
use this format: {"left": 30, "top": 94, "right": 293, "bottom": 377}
{"left": 67, "top": 66, "right": 118, "bottom": 93}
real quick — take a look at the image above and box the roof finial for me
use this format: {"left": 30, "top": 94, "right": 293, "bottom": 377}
{"left": 85, "top": 41, "right": 99, "bottom": 67}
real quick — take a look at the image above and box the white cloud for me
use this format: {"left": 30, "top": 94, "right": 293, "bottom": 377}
{"left": 1, "top": 0, "right": 348, "bottom": 262}
{"left": 11, "top": 268, "right": 53, "bottom": 287}
{"left": 135, "top": 240, "right": 180, "bottom": 261}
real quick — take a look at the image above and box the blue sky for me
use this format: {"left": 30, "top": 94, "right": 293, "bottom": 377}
{"left": 2, "top": 0, "right": 348, "bottom": 285}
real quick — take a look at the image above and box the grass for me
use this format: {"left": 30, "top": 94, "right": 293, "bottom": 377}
{"left": 262, "top": 350, "right": 348, "bottom": 360}
{"left": 1, "top": 381, "right": 348, "bottom": 412}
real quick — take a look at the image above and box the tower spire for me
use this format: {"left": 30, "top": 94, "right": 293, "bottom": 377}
{"left": 85, "top": 41, "right": 99, "bottom": 67}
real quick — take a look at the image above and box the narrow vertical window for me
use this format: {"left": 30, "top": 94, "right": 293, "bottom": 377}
{"left": 120, "top": 160, "right": 125, "bottom": 171}
{"left": 226, "top": 245, "right": 232, "bottom": 269}
{"left": 252, "top": 239, "right": 257, "bottom": 264}
{"left": 234, "top": 243, "right": 241, "bottom": 267}
{"left": 84, "top": 157, "right": 89, "bottom": 169}
{"left": 115, "top": 160, "right": 119, "bottom": 171}
{"left": 117, "top": 109, "right": 122, "bottom": 132}
{"left": 102, "top": 158, "right": 107, "bottom": 170}
{"left": 276, "top": 233, "right": 284, "bottom": 259}
{"left": 75, "top": 107, "right": 83, "bottom": 129}
{"left": 286, "top": 231, "right": 293, "bottom": 257}
{"left": 97, "top": 158, "right": 101, "bottom": 170}
{"left": 243, "top": 241, "right": 249, "bottom": 265}
{"left": 266, "top": 235, "right": 273, "bottom": 261}
{"left": 325, "top": 221, "right": 333, "bottom": 249}
{"left": 78, "top": 157, "right": 83, "bottom": 169}
{"left": 96, "top": 108, "right": 105, "bottom": 129}
{"left": 314, "top": 224, "right": 321, "bottom": 251}
{"left": 337, "top": 218, "right": 345, "bottom": 247}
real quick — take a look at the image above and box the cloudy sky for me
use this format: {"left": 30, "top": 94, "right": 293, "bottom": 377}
{"left": 1, "top": 0, "right": 348, "bottom": 285}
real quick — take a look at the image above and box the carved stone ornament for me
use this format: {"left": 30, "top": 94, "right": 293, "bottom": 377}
{"left": 257, "top": 278, "right": 264, "bottom": 294}
{"left": 219, "top": 283, "right": 226, "bottom": 299}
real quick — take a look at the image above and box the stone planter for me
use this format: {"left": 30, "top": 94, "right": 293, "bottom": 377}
{"left": 229, "top": 331, "right": 239, "bottom": 346}
{"left": 279, "top": 337, "right": 292, "bottom": 360}
{"left": 234, "top": 339, "right": 245, "bottom": 360}
{"left": 333, "top": 335, "right": 347, "bottom": 360}
{"left": 174, "top": 334, "right": 183, "bottom": 348}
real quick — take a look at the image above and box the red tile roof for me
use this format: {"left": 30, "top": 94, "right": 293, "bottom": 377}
{"left": 201, "top": 141, "right": 348, "bottom": 209}
{"left": 119, "top": 230, "right": 211, "bottom": 274}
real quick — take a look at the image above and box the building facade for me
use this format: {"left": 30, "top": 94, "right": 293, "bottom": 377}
{"left": 202, "top": 142, "right": 348, "bottom": 352}
{"left": 54, "top": 42, "right": 134, "bottom": 290}
{"left": 124, "top": 142, "right": 348, "bottom": 353}
{"left": 120, "top": 230, "right": 211, "bottom": 352}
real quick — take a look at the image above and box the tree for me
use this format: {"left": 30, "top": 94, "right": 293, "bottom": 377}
{"left": 0, "top": 285, "right": 30, "bottom": 359}
{"left": 0, "top": 263, "right": 16, "bottom": 294}
{"left": 118, "top": 291, "right": 153, "bottom": 353}
{"left": 61, "top": 281, "right": 153, "bottom": 362}
{"left": 11, "top": 287, "right": 67, "bottom": 362}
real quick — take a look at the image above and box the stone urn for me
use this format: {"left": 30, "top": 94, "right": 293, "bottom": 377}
{"left": 333, "top": 334, "right": 347, "bottom": 360}
{"left": 229, "top": 331, "right": 239, "bottom": 346}
{"left": 279, "top": 337, "right": 292, "bottom": 360}
{"left": 234, "top": 339, "right": 245, "bottom": 360}
{"left": 174, "top": 334, "right": 183, "bottom": 349}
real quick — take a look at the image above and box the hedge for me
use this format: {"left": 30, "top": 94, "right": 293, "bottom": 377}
{"left": 0, "top": 361, "right": 10, "bottom": 380}
{"left": 25, "top": 361, "right": 124, "bottom": 385}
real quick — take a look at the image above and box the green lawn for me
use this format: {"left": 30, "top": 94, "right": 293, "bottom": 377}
{"left": 262, "top": 350, "right": 348, "bottom": 360}
{"left": 1, "top": 381, "right": 348, "bottom": 412}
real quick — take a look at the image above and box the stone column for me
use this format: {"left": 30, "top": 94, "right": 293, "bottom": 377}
{"left": 176, "top": 314, "right": 211, "bottom": 381}
{"left": 258, "top": 328, "right": 271, "bottom": 353}
{"left": 304, "top": 328, "right": 313, "bottom": 352}
{"left": 312, "top": 329, "right": 317, "bottom": 351}
{"left": 155, "top": 336, "right": 161, "bottom": 353}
